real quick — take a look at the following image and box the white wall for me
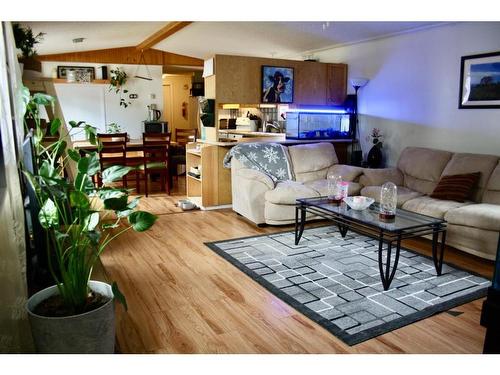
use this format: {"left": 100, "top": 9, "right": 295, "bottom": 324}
{"left": 300, "top": 22, "right": 500, "bottom": 166}
{"left": 41, "top": 62, "right": 163, "bottom": 139}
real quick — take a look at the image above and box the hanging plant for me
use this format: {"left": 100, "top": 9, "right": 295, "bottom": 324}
{"left": 109, "top": 68, "right": 131, "bottom": 108}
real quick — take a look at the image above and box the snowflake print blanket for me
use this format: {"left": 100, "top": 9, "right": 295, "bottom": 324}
{"left": 223, "top": 143, "right": 293, "bottom": 184}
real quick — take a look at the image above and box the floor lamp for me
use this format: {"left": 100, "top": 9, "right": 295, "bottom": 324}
{"left": 349, "top": 77, "right": 369, "bottom": 166}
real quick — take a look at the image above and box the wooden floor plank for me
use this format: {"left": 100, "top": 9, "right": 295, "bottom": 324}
{"left": 100, "top": 190, "right": 493, "bottom": 354}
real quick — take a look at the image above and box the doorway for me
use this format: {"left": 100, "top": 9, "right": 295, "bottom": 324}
{"left": 163, "top": 83, "right": 174, "bottom": 133}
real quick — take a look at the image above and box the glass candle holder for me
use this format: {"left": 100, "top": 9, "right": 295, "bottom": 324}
{"left": 327, "top": 173, "right": 342, "bottom": 203}
{"left": 379, "top": 182, "right": 397, "bottom": 221}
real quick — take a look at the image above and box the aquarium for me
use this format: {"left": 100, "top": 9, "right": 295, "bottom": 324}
{"left": 285, "top": 109, "right": 354, "bottom": 140}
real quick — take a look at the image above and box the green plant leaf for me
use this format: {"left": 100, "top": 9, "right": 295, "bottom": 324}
{"left": 49, "top": 118, "right": 61, "bottom": 135}
{"left": 67, "top": 148, "right": 81, "bottom": 162}
{"left": 70, "top": 190, "right": 90, "bottom": 210}
{"left": 116, "top": 196, "right": 141, "bottom": 218}
{"left": 32, "top": 93, "right": 54, "bottom": 106}
{"left": 101, "top": 165, "right": 132, "bottom": 185}
{"left": 39, "top": 160, "right": 60, "bottom": 186}
{"left": 83, "top": 212, "right": 99, "bottom": 231}
{"left": 98, "top": 188, "right": 126, "bottom": 200}
{"left": 38, "top": 198, "right": 59, "bottom": 229}
{"left": 104, "top": 195, "right": 129, "bottom": 211}
{"left": 74, "top": 172, "right": 94, "bottom": 192}
{"left": 77, "top": 152, "right": 100, "bottom": 176}
{"left": 112, "top": 282, "right": 128, "bottom": 311}
{"left": 68, "top": 120, "right": 85, "bottom": 128}
{"left": 84, "top": 124, "right": 97, "bottom": 145}
{"left": 87, "top": 230, "right": 101, "bottom": 245}
{"left": 128, "top": 211, "right": 157, "bottom": 232}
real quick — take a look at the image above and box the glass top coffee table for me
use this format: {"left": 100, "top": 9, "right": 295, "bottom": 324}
{"left": 295, "top": 197, "right": 447, "bottom": 290}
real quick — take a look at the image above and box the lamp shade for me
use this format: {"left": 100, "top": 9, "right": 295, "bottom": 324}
{"left": 350, "top": 77, "right": 369, "bottom": 88}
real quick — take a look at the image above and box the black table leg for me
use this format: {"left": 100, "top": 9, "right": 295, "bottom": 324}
{"left": 378, "top": 232, "right": 402, "bottom": 291}
{"left": 337, "top": 221, "right": 349, "bottom": 238}
{"left": 295, "top": 205, "right": 306, "bottom": 245}
{"left": 431, "top": 225, "right": 446, "bottom": 276}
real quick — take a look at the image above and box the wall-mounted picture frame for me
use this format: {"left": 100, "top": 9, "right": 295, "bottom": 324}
{"left": 459, "top": 51, "right": 500, "bottom": 109}
{"left": 262, "top": 66, "right": 294, "bottom": 104}
{"left": 57, "top": 66, "right": 96, "bottom": 83}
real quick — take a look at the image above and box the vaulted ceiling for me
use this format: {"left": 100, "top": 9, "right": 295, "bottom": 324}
{"left": 23, "top": 21, "right": 444, "bottom": 61}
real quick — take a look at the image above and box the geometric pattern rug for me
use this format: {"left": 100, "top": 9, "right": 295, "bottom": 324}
{"left": 205, "top": 226, "right": 490, "bottom": 345}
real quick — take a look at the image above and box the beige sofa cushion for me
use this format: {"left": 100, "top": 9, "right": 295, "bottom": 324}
{"left": 359, "top": 168, "right": 404, "bottom": 187}
{"left": 288, "top": 143, "right": 338, "bottom": 183}
{"left": 360, "top": 186, "right": 423, "bottom": 207}
{"left": 444, "top": 204, "right": 500, "bottom": 231}
{"left": 304, "top": 179, "right": 362, "bottom": 197}
{"left": 327, "top": 164, "right": 364, "bottom": 182}
{"left": 440, "top": 153, "right": 498, "bottom": 202}
{"left": 483, "top": 162, "right": 500, "bottom": 204}
{"left": 264, "top": 180, "right": 319, "bottom": 205}
{"left": 397, "top": 147, "right": 452, "bottom": 194}
{"left": 401, "top": 196, "right": 471, "bottom": 219}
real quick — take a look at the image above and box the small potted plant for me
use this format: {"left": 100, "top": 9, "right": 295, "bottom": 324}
{"left": 12, "top": 23, "right": 45, "bottom": 72}
{"left": 21, "top": 88, "right": 156, "bottom": 353}
{"left": 366, "top": 127, "right": 384, "bottom": 168}
{"left": 109, "top": 68, "right": 131, "bottom": 108}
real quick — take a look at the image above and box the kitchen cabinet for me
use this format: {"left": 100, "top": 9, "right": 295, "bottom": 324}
{"left": 212, "top": 55, "right": 347, "bottom": 106}
{"left": 326, "top": 63, "right": 347, "bottom": 105}
{"left": 294, "top": 62, "right": 328, "bottom": 105}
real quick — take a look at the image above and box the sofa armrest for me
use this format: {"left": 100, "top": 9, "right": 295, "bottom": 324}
{"left": 327, "top": 164, "right": 364, "bottom": 182}
{"left": 236, "top": 168, "right": 275, "bottom": 190}
{"left": 359, "top": 168, "right": 404, "bottom": 187}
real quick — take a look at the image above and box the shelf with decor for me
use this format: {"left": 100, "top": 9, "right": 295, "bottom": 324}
{"left": 185, "top": 142, "right": 232, "bottom": 209}
{"left": 52, "top": 78, "right": 110, "bottom": 84}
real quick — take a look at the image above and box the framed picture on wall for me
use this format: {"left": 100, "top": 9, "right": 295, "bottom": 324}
{"left": 262, "top": 66, "right": 294, "bottom": 103}
{"left": 459, "top": 51, "right": 500, "bottom": 109}
{"left": 57, "top": 66, "right": 96, "bottom": 82}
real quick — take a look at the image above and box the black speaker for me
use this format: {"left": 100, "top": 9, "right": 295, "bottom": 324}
{"left": 101, "top": 66, "right": 108, "bottom": 80}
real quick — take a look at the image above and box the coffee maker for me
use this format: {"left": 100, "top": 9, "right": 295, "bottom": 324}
{"left": 147, "top": 104, "right": 162, "bottom": 121}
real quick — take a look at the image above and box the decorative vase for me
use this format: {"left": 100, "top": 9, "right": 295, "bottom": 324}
{"left": 379, "top": 182, "right": 398, "bottom": 222}
{"left": 327, "top": 172, "right": 342, "bottom": 203}
{"left": 367, "top": 139, "right": 383, "bottom": 168}
{"left": 26, "top": 280, "right": 115, "bottom": 354}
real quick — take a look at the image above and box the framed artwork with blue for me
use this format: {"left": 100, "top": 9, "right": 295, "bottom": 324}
{"left": 459, "top": 51, "right": 500, "bottom": 108}
{"left": 262, "top": 66, "right": 294, "bottom": 104}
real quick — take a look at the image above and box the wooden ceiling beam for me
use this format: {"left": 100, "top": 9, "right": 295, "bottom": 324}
{"left": 136, "top": 21, "right": 192, "bottom": 51}
{"left": 37, "top": 46, "right": 203, "bottom": 66}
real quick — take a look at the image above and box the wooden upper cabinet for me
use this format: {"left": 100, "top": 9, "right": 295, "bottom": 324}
{"left": 212, "top": 55, "right": 348, "bottom": 106}
{"left": 326, "top": 63, "right": 348, "bottom": 105}
{"left": 294, "top": 62, "right": 328, "bottom": 105}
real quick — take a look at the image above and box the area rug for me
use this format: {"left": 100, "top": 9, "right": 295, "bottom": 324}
{"left": 205, "top": 226, "right": 490, "bottom": 345}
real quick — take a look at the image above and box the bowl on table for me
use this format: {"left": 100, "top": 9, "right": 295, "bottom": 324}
{"left": 343, "top": 196, "right": 375, "bottom": 210}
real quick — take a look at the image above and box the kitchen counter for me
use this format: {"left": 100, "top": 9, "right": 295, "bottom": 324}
{"left": 218, "top": 129, "right": 286, "bottom": 138}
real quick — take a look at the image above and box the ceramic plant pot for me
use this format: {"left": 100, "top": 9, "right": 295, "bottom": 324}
{"left": 26, "top": 280, "right": 115, "bottom": 354}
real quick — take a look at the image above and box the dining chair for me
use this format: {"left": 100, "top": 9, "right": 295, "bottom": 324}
{"left": 170, "top": 128, "right": 198, "bottom": 183}
{"left": 97, "top": 133, "right": 128, "bottom": 188}
{"left": 139, "top": 132, "right": 171, "bottom": 196}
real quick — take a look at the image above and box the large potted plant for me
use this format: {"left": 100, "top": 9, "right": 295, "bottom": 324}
{"left": 12, "top": 23, "right": 45, "bottom": 72}
{"left": 21, "top": 89, "right": 157, "bottom": 353}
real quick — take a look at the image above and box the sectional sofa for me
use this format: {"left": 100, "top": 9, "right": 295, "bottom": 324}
{"left": 230, "top": 142, "right": 500, "bottom": 260}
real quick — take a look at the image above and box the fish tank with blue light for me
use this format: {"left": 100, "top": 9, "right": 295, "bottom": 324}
{"left": 285, "top": 109, "right": 354, "bottom": 140}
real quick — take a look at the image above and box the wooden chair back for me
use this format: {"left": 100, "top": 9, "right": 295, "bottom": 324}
{"left": 97, "top": 133, "right": 127, "bottom": 168}
{"left": 142, "top": 132, "right": 171, "bottom": 170}
{"left": 175, "top": 128, "right": 197, "bottom": 146}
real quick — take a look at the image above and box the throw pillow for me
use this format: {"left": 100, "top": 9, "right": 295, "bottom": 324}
{"left": 430, "top": 172, "right": 481, "bottom": 202}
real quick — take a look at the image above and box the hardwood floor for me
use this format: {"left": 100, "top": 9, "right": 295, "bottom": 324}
{"left": 99, "top": 190, "right": 493, "bottom": 354}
